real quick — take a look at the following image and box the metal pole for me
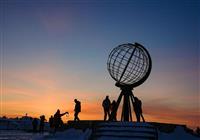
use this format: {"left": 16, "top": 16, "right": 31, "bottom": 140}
{"left": 123, "top": 90, "right": 130, "bottom": 121}
{"left": 128, "top": 96, "right": 132, "bottom": 121}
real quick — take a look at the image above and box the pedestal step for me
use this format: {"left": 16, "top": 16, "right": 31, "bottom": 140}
{"left": 91, "top": 122, "right": 158, "bottom": 140}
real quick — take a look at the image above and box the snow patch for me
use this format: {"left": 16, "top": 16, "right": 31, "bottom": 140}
{"left": 32, "top": 128, "right": 92, "bottom": 140}
{"left": 159, "top": 126, "right": 199, "bottom": 140}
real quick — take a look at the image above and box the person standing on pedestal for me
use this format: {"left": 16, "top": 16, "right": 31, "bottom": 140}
{"left": 102, "top": 96, "right": 111, "bottom": 121}
{"left": 133, "top": 97, "right": 145, "bottom": 122}
{"left": 74, "top": 99, "right": 81, "bottom": 121}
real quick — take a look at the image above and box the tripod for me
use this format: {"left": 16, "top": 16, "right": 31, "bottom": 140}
{"left": 110, "top": 84, "right": 144, "bottom": 122}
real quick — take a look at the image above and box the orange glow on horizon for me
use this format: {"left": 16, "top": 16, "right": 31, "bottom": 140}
{"left": 1, "top": 58, "right": 199, "bottom": 130}
{"left": 2, "top": 95, "right": 199, "bottom": 130}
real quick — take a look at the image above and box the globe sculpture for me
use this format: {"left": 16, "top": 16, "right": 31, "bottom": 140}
{"left": 107, "top": 42, "right": 152, "bottom": 121}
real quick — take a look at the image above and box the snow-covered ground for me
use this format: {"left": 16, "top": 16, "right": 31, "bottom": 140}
{"left": 159, "top": 126, "right": 199, "bottom": 140}
{"left": 0, "top": 129, "right": 91, "bottom": 140}
{"left": 0, "top": 118, "right": 49, "bottom": 131}
{"left": 0, "top": 119, "right": 199, "bottom": 140}
{"left": 33, "top": 128, "right": 92, "bottom": 140}
{"left": 0, "top": 126, "right": 199, "bottom": 140}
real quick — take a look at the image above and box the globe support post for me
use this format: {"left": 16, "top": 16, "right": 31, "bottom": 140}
{"left": 111, "top": 84, "right": 135, "bottom": 121}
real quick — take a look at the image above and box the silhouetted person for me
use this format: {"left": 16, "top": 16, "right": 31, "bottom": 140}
{"left": 39, "top": 115, "right": 46, "bottom": 132}
{"left": 74, "top": 99, "right": 81, "bottom": 121}
{"left": 32, "top": 118, "right": 38, "bottom": 132}
{"left": 49, "top": 115, "right": 54, "bottom": 129}
{"left": 54, "top": 109, "right": 68, "bottom": 132}
{"left": 133, "top": 97, "right": 145, "bottom": 122}
{"left": 102, "top": 96, "right": 111, "bottom": 121}
{"left": 109, "top": 100, "right": 117, "bottom": 121}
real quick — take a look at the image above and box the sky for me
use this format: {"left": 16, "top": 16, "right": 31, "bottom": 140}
{"left": 0, "top": 0, "right": 199, "bottom": 129}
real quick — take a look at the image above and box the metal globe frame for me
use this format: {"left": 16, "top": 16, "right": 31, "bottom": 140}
{"left": 107, "top": 42, "right": 152, "bottom": 121}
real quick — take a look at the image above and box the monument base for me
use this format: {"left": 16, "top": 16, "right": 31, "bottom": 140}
{"left": 67, "top": 120, "right": 196, "bottom": 140}
{"left": 67, "top": 120, "right": 186, "bottom": 132}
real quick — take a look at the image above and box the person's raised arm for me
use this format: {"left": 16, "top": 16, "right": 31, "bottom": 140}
{"left": 60, "top": 111, "right": 69, "bottom": 116}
